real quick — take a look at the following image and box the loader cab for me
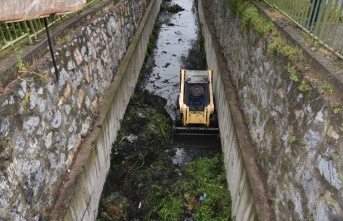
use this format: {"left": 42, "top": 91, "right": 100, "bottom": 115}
{"left": 184, "top": 81, "right": 209, "bottom": 111}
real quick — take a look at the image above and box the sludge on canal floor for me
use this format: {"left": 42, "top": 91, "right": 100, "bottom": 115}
{"left": 96, "top": 90, "right": 231, "bottom": 221}
{"left": 96, "top": 0, "right": 232, "bottom": 220}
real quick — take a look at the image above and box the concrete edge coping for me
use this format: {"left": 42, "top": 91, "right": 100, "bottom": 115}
{"left": 48, "top": 0, "right": 158, "bottom": 219}
{"left": 0, "top": 0, "right": 117, "bottom": 89}
{"left": 199, "top": 0, "right": 275, "bottom": 220}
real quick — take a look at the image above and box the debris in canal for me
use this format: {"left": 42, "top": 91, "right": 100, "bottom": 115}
{"left": 96, "top": 90, "right": 231, "bottom": 220}
{"left": 166, "top": 4, "right": 185, "bottom": 13}
{"left": 96, "top": 0, "right": 232, "bottom": 220}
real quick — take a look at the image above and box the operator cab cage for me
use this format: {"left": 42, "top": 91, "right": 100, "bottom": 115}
{"left": 183, "top": 70, "right": 210, "bottom": 111}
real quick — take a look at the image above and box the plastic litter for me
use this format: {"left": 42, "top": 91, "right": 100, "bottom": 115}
{"left": 199, "top": 192, "right": 207, "bottom": 202}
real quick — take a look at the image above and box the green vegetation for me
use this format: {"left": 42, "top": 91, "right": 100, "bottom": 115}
{"left": 319, "top": 83, "right": 333, "bottom": 94}
{"left": 199, "top": 25, "right": 206, "bottom": 60}
{"left": 288, "top": 65, "right": 299, "bottom": 82}
{"left": 233, "top": 0, "right": 341, "bottom": 101}
{"left": 329, "top": 200, "right": 336, "bottom": 208}
{"left": 333, "top": 155, "right": 341, "bottom": 161}
{"left": 220, "top": 0, "right": 229, "bottom": 18}
{"left": 268, "top": 41, "right": 278, "bottom": 53}
{"left": 99, "top": 194, "right": 128, "bottom": 220}
{"left": 236, "top": 0, "right": 304, "bottom": 88}
{"left": 333, "top": 107, "right": 340, "bottom": 114}
{"left": 32, "top": 70, "right": 48, "bottom": 84}
{"left": 146, "top": 156, "right": 232, "bottom": 221}
{"left": 15, "top": 49, "right": 25, "bottom": 71}
{"left": 238, "top": 2, "right": 277, "bottom": 38}
{"left": 326, "top": 4, "right": 343, "bottom": 23}
{"left": 21, "top": 91, "right": 30, "bottom": 112}
{"left": 338, "top": 173, "right": 343, "bottom": 185}
{"left": 229, "top": 0, "right": 239, "bottom": 17}
{"left": 279, "top": 45, "right": 301, "bottom": 62}
{"left": 145, "top": 20, "right": 160, "bottom": 58}
{"left": 298, "top": 82, "right": 312, "bottom": 92}
{"left": 289, "top": 136, "right": 296, "bottom": 144}
{"left": 97, "top": 90, "right": 231, "bottom": 221}
{"left": 340, "top": 123, "right": 343, "bottom": 132}
{"left": 300, "top": 139, "right": 306, "bottom": 148}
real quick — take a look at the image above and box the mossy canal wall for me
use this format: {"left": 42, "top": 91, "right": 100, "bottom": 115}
{"left": 200, "top": 0, "right": 343, "bottom": 220}
{"left": 198, "top": 0, "right": 273, "bottom": 220}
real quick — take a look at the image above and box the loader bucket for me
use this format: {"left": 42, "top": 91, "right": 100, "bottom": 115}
{"left": 173, "top": 126, "right": 221, "bottom": 149}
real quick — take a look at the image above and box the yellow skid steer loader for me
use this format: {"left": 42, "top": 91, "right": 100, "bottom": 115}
{"left": 174, "top": 69, "right": 219, "bottom": 140}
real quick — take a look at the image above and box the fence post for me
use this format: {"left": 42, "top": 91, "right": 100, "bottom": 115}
{"left": 23, "top": 21, "right": 33, "bottom": 45}
{"left": 0, "top": 26, "right": 7, "bottom": 46}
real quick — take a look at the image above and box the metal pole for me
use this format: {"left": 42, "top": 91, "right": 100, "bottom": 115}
{"left": 44, "top": 17, "right": 59, "bottom": 82}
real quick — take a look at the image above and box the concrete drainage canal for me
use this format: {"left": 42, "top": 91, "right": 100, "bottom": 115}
{"left": 96, "top": 0, "right": 231, "bottom": 220}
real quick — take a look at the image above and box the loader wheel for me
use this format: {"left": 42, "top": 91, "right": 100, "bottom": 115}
{"left": 174, "top": 95, "right": 182, "bottom": 127}
{"left": 210, "top": 111, "right": 218, "bottom": 128}
{"left": 174, "top": 112, "right": 183, "bottom": 127}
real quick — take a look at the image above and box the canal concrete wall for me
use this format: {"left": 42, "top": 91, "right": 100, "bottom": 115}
{"left": 201, "top": 0, "right": 343, "bottom": 220}
{"left": 0, "top": 0, "right": 161, "bottom": 220}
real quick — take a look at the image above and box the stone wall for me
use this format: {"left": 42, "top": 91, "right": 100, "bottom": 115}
{"left": 0, "top": 0, "right": 154, "bottom": 220}
{"left": 198, "top": 0, "right": 273, "bottom": 220}
{"left": 204, "top": 0, "right": 343, "bottom": 220}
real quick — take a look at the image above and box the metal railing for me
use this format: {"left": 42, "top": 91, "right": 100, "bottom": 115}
{"left": 262, "top": 0, "right": 343, "bottom": 60}
{"left": 0, "top": 0, "right": 100, "bottom": 51}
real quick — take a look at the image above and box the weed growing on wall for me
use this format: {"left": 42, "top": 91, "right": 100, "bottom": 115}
{"left": 233, "top": 0, "right": 341, "bottom": 101}
{"left": 238, "top": 1, "right": 277, "bottom": 38}
{"left": 333, "top": 107, "right": 340, "bottom": 114}
{"left": 298, "top": 80, "right": 312, "bottom": 93}
{"left": 220, "top": 0, "right": 229, "bottom": 18}
{"left": 21, "top": 91, "right": 30, "bottom": 112}
{"left": 289, "top": 136, "right": 296, "bottom": 144}
{"left": 146, "top": 19, "right": 160, "bottom": 58}
{"left": 199, "top": 25, "right": 206, "bottom": 60}
{"left": 319, "top": 83, "right": 333, "bottom": 94}
{"left": 229, "top": 0, "right": 239, "bottom": 17}
{"left": 15, "top": 49, "right": 26, "bottom": 71}
{"left": 287, "top": 65, "right": 299, "bottom": 82}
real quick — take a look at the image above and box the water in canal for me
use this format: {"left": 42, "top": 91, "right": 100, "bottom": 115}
{"left": 140, "top": 0, "right": 221, "bottom": 162}
{"left": 97, "top": 0, "right": 230, "bottom": 220}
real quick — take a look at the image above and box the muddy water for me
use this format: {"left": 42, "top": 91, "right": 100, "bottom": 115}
{"left": 141, "top": 0, "right": 206, "bottom": 120}
{"left": 140, "top": 0, "right": 221, "bottom": 164}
